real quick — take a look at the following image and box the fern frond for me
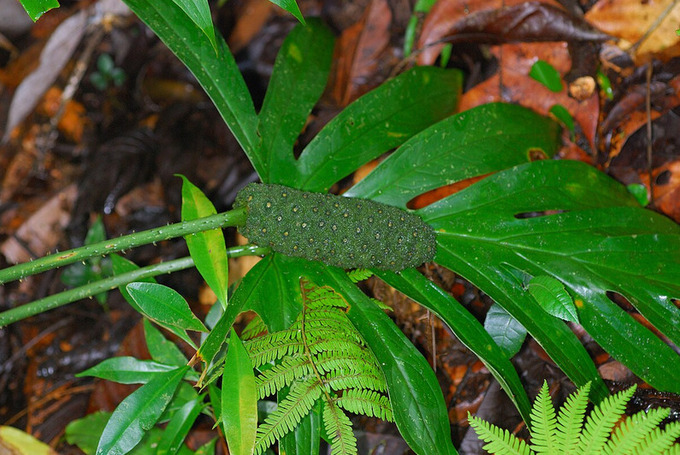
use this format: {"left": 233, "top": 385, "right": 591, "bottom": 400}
{"left": 603, "top": 407, "right": 670, "bottom": 455}
{"left": 246, "top": 334, "right": 304, "bottom": 367}
{"left": 554, "top": 382, "right": 590, "bottom": 455}
{"left": 303, "top": 282, "right": 349, "bottom": 311}
{"left": 632, "top": 421, "right": 680, "bottom": 455}
{"left": 336, "top": 389, "right": 393, "bottom": 421}
{"left": 325, "top": 370, "right": 387, "bottom": 393}
{"left": 254, "top": 377, "right": 323, "bottom": 455}
{"left": 664, "top": 440, "right": 680, "bottom": 455}
{"left": 347, "top": 268, "right": 373, "bottom": 283}
{"left": 242, "top": 315, "right": 268, "bottom": 340}
{"left": 314, "top": 351, "right": 381, "bottom": 376}
{"left": 576, "top": 385, "right": 637, "bottom": 455}
{"left": 309, "top": 336, "right": 367, "bottom": 357}
{"left": 530, "top": 382, "right": 558, "bottom": 454}
{"left": 468, "top": 414, "right": 535, "bottom": 455}
{"left": 323, "top": 400, "right": 358, "bottom": 455}
{"left": 256, "top": 356, "right": 313, "bottom": 398}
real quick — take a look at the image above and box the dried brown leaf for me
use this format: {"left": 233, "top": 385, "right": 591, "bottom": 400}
{"left": 417, "top": 0, "right": 609, "bottom": 65}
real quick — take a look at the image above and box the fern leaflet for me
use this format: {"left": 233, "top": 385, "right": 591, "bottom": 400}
{"left": 530, "top": 382, "right": 558, "bottom": 454}
{"left": 468, "top": 414, "right": 534, "bottom": 455}
{"left": 576, "top": 385, "right": 636, "bottom": 454}
{"left": 554, "top": 382, "right": 590, "bottom": 454}
{"left": 468, "top": 381, "right": 680, "bottom": 455}
{"left": 245, "top": 278, "right": 392, "bottom": 455}
{"left": 323, "top": 399, "right": 359, "bottom": 455}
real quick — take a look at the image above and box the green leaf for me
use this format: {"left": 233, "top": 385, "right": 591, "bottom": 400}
{"left": 111, "top": 254, "right": 155, "bottom": 313}
{"left": 127, "top": 282, "right": 207, "bottom": 333}
{"left": 309, "top": 265, "right": 458, "bottom": 455}
{"left": 421, "top": 159, "right": 680, "bottom": 395}
{"left": 346, "top": 103, "right": 561, "bottom": 207}
{"left": 195, "top": 438, "right": 217, "bottom": 455}
{"left": 527, "top": 276, "right": 578, "bottom": 323}
{"left": 296, "top": 66, "right": 462, "bottom": 192}
{"left": 0, "top": 425, "right": 57, "bottom": 454}
{"left": 179, "top": 175, "right": 229, "bottom": 307}
{"left": 554, "top": 383, "right": 590, "bottom": 454}
{"left": 156, "top": 396, "right": 205, "bottom": 455}
{"left": 378, "top": 268, "right": 532, "bottom": 426}
{"left": 76, "top": 356, "right": 181, "bottom": 384}
{"left": 121, "top": 0, "right": 259, "bottom": 171}
{"left": 66, "top": 411, "right": 112, "bottom": 455}
{"left": 530, "top": 60, "right": 563, "bottom": 92}
{"left": 267, "top": 0, "right": 305, "bottom": 24}
{"left": 170, "top": 0, "right": 217, "bottom": 52}
{"left": 231, "top": 254, "right": 304, "bottom": 332}
{"left": 143, "top": 319, "right": 189, "bottom": 367}
{"left": 626, "top": 183, "right": 649, "bottom": 206}
{"left": 484, "top": 303, "right": 527, "bottom": 359}
{"left": 17, "top": 0, "right": 60, "bottom": 21}
{"left": 549, "top": 104, "right": 575, "bottom": 132}
{"left": 257, "top": 19, "right": 334, "bottom": 185}
{"left": 96, "top": 366, "right": 189, "bottom": 455}
{"left": 222, "top": 329, "right": 258, "bottom": 455}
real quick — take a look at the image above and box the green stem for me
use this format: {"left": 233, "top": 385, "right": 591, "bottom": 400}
{"left": 0, "top": 244, "right": 270, "bottom": 327}
{"left": 0, "top": 207, "right": 248, "bottom": 285}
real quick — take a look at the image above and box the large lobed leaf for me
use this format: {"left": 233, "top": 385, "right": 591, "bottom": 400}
{"left": 346, "top": 102, "right": 561, "bottom": 207}
{"left": 421, "top": 159, "right": 680, "bottom": 394}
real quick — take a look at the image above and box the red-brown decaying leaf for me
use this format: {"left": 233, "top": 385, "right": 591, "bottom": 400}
{"left": 458, "top": 42, "right": 599, "bottom": 152}
{"left": 417, "top": 0, "right": 609, "bottom": 65}
{"left": 330, "top": 0, "right": 392, "bottom": 105}
{"left": 586, "top": 0, "right": 680, "bottom": 62}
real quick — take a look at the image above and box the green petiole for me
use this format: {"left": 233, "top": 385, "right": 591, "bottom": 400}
{"left": 0, "top": 243, "right": 269, "bottom": 327}
{"left": 0, "top": 207, "right": 247, "bottom": 285}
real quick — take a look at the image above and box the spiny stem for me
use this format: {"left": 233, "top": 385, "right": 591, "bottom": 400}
{"left": 0, "top": 243, "right": 269, "bottom": 327}
{"left": 0, "top": 207, "right": 247, "bottom": 285}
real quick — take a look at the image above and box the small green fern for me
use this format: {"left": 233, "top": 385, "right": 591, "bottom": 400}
{"left": 243, "top": 278, "right": 393, "bottom": 455}
{"left": 468, "top": 381, "right": 680, "bottom": 455}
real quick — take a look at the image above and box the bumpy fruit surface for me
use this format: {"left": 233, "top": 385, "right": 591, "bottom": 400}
{"left": 235, "top": 183, "right": 436, "bottom": 271}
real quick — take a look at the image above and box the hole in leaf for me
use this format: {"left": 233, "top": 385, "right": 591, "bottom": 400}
{"left": 513, "top": 210, "right": 568, "bottom": 219}
{"left": 527, "top": 147, "right": 548, "bottom": 161}
{"left": 407, "top": 174, "right": 491, "bottom": 209}
{"left": 606, "top": 291, "right": 635, "bottom": 312}
{"left": 656, "top": 170, "right": 671, "bottom": 185}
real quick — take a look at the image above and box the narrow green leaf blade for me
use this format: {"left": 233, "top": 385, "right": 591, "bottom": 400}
{"left": 179, "top": 175, "right": 229, "bottom": 306}
{"left": 527, "top": 276, "right": 578, "bottom": 323}
{"left": 121, "top": 0, "right": 260, "bottom": 172}
{"left": 230, "top": 254, "right": 304, "bottom": 332}
{"left": 170, "top": 0, "right": 217, "bottom": 52}
{"left": 378, "top": 268, "right": 532, "bottom": 426}
{"left": 309, "top": 265, "right": 458, "bottom": 455}
{"left": 96, "top": 366, "right": 189, "bottom": 455}
{"left": 76, "top": 356, "right": 180, "bottom": 384}
{"left": 296, "top": 66, "right": 462, "bottom": 192}
{"left": 346, "top": 103, "right": 561, "bottom": 207}
{"left": 258, "top": 19, "right": 334, "bottom": 185}
{"left": 143, "top": 319, "right": 189, "bottom": 367}
{"left": 222, "top": 329, "right": 257, "bottom": 455}
{"left": 18, "top": 0, "right": 60, "bottom": 21}
{"left": 156, "top": 396, "right": 205, "bottom": 455}
{"left": 268, "top": 0, "right": 305, "bottom": 24}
